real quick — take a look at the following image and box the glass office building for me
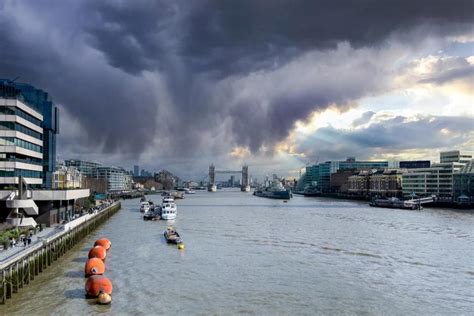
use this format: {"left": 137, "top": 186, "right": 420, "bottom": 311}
{"left": 301, "top": 158, "right": 389, "bottom": 193}
{"left": 65, "top": 159, "right": 102, "bottom": 177}
{"left": 96, "top": 166, "right": 133, "bottom": 192}
{"left": 0, "top": 79, "right": 59, "bottom": 189}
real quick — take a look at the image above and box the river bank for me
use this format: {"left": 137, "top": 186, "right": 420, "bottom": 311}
{"left": 294, "top": 192, "right": 474, "bottom": 210}
{"left": 0, "top": 202, "right": 121, "bottom": 304}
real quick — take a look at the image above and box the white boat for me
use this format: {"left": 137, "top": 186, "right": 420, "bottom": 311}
{"left": 208, "top": 184, "right": 217, "bottom": 192}
{"left": 161, "top": 202, "right": 177, "bottom": 220}
{"left": 161, "top": 196, "right": 177, "bottom": 220}
{"left": 140, "top": 201, "right": 150, "bottom": 213}
{"left": 163, "top": 196, "right": 174, "bottom": 203}
{"left": 186, "top": 189, "right": 196, "bottom": 194}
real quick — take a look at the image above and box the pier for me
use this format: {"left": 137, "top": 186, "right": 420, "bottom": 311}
{"left": 0, "top": 201, "right": 121, "bottom": 304}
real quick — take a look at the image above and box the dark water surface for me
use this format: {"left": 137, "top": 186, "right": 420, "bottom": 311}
{"left": 2, "top": 190, "right": 473, "bottom": 315}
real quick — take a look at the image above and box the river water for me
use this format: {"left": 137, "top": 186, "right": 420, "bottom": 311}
{"left": 2, "top": 189, "right": 473, "bottom": 315}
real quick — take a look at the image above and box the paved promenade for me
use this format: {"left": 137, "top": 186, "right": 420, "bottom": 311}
{"left": 0, "top": 201, "right": 118, "bottom": 265}
{"left": 0, "top": 227, "right": 60, "bottom": 263}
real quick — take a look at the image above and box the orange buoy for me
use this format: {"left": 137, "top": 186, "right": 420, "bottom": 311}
{"left": 94, "top": 238, "right": 111, "bottom": 250}
{"left": 88, "top": 246, "right": 107, "bottom": 260}
{"left": 85, "top": 275, "right": 113, "bottom": 297}
{"left": 84, "top": 258, "right": 105, "bottom": 277}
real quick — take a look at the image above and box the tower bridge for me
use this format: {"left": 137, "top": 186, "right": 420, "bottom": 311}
{"left": 208, "top": 164, "right": 250, "bottom": 192}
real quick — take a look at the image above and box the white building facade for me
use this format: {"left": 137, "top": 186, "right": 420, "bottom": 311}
{"left": 402, "top": 151, "right": 472, "bottom": 200}
{"left": 52, "top": 165, "right": 83, "bottom": 189}
{"left": 96, "top": 166, "right": 133, "bottom": 192}
{"left": 0, "top": 98, "right": 44, "bottom": 187}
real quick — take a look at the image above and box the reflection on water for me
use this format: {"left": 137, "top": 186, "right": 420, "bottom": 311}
{"left": 3, "top": 189, "right": 474, "bottom": 315}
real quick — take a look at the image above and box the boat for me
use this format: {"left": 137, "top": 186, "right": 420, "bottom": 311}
{"left": 140, "top": 201, "right": 150, "bottom": 213}
{"left": 164, "top": 227, "right": 182, "bottom": 244}
{"left": 369, "top": 197, "right": 422, "bottom": 210}
{"left": 241, "top": 185, "right": 251, "bottom": 192}
{"left": 185, "top": 189, "right": 196, "bottom": 194}
{"left": 253, "top": 178, "right": 292, "bottom": 199}
{"left": 302, "top": 186, "right": 321, "bottom": 197}
{"left": 208, "top": 184, "right": 217, "bottom": 192}
{"left": 163, "top": 196, "right": 174, "bottom": 203}
{"left": 161, "top": 196, "right": 177, "bottom": 220}
{"left": 143, "top": 207, "right": 161, "bottom": 221}
{"left": 171, "top": 191, "right": 185, "bottom": 199}
{"left": 140, "top": 196, "right": 147, "bottom": 202}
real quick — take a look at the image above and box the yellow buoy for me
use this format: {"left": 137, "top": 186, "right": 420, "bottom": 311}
{"left": 177, "top": 243, "right": 185, "bottom": 250}
{"left": 97, "top": 291, "right": 112, "bottom": 305}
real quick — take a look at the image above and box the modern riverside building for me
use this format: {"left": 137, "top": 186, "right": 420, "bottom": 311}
{"left": 402, "top": 165, "right": 454, "bottom": 198}
{"left": 65, "top": 159, "right": 133, "bottom": 192}
{"left": 453, "top": 159, "right": 474, "bottom": 203}
{"left": 300, "top": 158, "right": 389, "bottom": 192}
{"left": 0, "top": 80, "right": 88, "bottom": 227}
{"left": 440, "top": 150, "right": 472, "bottom": 164}
{"left": 96, "top": 166, "right": 133, "bottom": 192}
{"left": 402, "top": 151, "right": 471, "bottom": 200}
{"left": 65, "top": 159, "right": 101, "bottom": 177}
{"left": 297, "top": 165, "right": 319, "bottom": 192}
{"left": 399, "top": 160, "right": 431, "bottom": 169}
{"left": 0, "top": 79, "right": 59, "bottom": 189}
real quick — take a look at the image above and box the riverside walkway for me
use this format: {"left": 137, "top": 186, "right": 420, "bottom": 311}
{"left": 0, "top": 226, "right": 58, "bottom": 264}
{"left": 0, "top": 201, "right": 119, "bottom": 270}
{"left": 0, "top": 201, "right": 121, "bottom": 304}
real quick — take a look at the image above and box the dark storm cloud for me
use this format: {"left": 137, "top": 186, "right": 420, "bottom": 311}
{"left": 0, "top": 1, "right": 159, "bottom": 155}
{"left": 182, "top": 0, "right": 474, "bottom": 74}
{"left": 296, "top": 115, "right": 474, "bottom": 161}
{"left": 1, "top": 0, "right": 473, "bottom": 172}
{"left": 86, "top": 0, "right": 474, "bottom": 75}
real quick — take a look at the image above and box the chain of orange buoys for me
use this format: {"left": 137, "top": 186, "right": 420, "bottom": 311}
{"left": 83, "top": 238, "right": 113, "bottom": 305}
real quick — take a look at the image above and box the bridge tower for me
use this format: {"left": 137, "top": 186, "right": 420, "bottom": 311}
{"left": 208, "top": 164, "right": 217, "bottom": 192}
{"left": 241, "top": 165, "right": 250, "bottom": 192}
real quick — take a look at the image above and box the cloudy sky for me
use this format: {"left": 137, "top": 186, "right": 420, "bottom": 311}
{"left": 1, "top": 0, "right": 473, "bottom": 180}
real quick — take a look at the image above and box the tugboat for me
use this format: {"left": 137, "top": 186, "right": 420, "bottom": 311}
{"left": 164, "top": 227, "right": 182, "bottom": 244}
{"left": 254, "top": 176, "right": 292, "bottom": 200}
{"left": 143, "top": 206, "right": 161, "bottom": 221}
{"left": 140, "top": 201, "right": 150, "bottom": 213}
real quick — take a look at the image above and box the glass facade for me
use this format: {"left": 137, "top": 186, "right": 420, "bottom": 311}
{"left": 399, "top": 160, "right": 431, "bottom": 169}
{"left": 65, "top": 160, "right": 101, "bottom": 177}
{"left": 0, "top": 79, "right": 58, "bottom": 188}
{"left": 0, "top": 105, "right": 43, "bottom": 126}
{"left": 0, "top": 169, "right": 42, "bottom": 178}
{"left": 0, "top": 137, "right": 42, "bottom": 153}
{"left": 96, "top": 166, "right": 133, "bottom": 192}
{"left": 298, "top": 159, "right": 389, "bottom": 193}
{"left": 0, "top": 121, "right": 43, "bottom": 140}
{"left": 0, "top": 152, "right": 42, "bottom": 165}
{"left": 440, "top": 151, "right": 473, "bottom": 164}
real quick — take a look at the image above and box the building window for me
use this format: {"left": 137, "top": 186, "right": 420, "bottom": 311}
{"left": 0, "top": 106, "right": 42, "bottom": 126}
{"left": 0, "top": 137, "right": 42, "bottom": 153}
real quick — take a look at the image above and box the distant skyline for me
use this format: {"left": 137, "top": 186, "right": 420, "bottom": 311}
{"left": 1, "top": 0, "right": 473, "bottom": 180}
